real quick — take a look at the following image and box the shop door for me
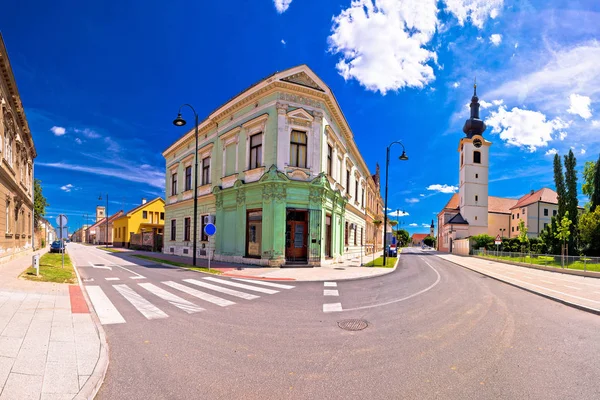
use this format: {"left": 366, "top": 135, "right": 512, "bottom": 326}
{"left": 325, "top": 214, "right": 332, "bottom": 258}
{"left": 286, "top": 210, "right": 308, "bottom": 261}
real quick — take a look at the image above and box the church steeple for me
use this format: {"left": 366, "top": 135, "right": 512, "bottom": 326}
{"left": 462, "top": 80, "right": 487, "bottom": 139}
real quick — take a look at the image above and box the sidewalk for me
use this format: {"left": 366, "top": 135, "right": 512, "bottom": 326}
{"left": 0, "top": 248, "right": 106, "bottom": 400}
{"left": 438, "top": 253, "right": 600, "bottom": 315}
{"left": 109, "top": 247, "right": 397, "bottom": 282}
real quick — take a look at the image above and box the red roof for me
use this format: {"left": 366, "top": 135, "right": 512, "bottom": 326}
{"left": 488, "top": 196, "right": 518, "bottom": 214}
{"left": 510, "top": 188, "right": 558, "bottom": 210}
{"left": 411, "top": 233, "right": 429, "bottom": 242}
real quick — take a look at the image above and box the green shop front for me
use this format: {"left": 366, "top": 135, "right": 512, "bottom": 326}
{"left": 212, "top": 166, "right": 346, "bottom": 266}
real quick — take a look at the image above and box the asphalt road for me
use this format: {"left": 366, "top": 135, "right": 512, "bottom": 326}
{"left": 68, "top": 244, "right": 600, "bottom": 400}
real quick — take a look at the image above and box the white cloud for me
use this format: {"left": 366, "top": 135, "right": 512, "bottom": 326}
{"left": 545, "top": 148, "right": 558, "bottom": 156}
{"left": 281, "top": 39, "right": 286, "bottom": 45}
{"left": 443, "top": 0, "right": 504, "bottom": 28}
{"left": 104, "top": 137, "right": 120, "bottom": 153}
{"left": 74, "top": 128, "right": 101, "bottom": 139}
{"left": 388, "top": 210, "right": 409, "bottom": 217}
{"left": 60, "top": 184, "right": 74, "bottom": 192}
{"left": 592, "top": 120, "right": 600, "bottom": 128}
{"left": 50, "top": 126, "right": 66, "bottom": 136}
{"left": 409, "top": 223, "right": 418, "bottom": 227}
{"left": 476, "top": 36, "right": 484, "bottom": 42}
{"left": 514, "top": 42, "right": 519, "bottom": 49}
{"left": 490, "top": 34, "right": 502, "bottom": 46}
{"left": 486, "top": 106, "right": 570, "bottom": 152}
{"left": 581, "top": 148, "right": 587, "bottom": 155}
{"left": 406, "top": 198, "right": 420, "bottom": 204}
{"left": 452, "top": 82, "right": 460, "bottom": 88}
{"left": 559, "top": 131, "right": 567, "bottom": 140}
{"left": 419, "top": 193, "right": 425, "bottom": 197}
{"left": 422, "top": 223, "right": 430, "bottom": 228}
{"left": 492, "top": 99, "right": 504, "bottom": 106}
{"left": 273, "top": 0, "right": 292, "bottom": 13}
{"left": 567, "top": 93, "right": 593, "bottom": 119}
{"left": 75, "top": 138, "right": 82, "bottom": 145}
{"left": 427, "top": 184, "right": 458, "bottom": 193}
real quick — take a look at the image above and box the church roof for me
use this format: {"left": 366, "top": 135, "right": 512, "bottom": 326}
{"left": 510, "top": 188, "right": 558, "bottom": 210}
{"left": 489, "top": 196, "right": 518, "bottom": 214}
{"left": 411, "top": 233, "right": 429, "bottom": 242}
{"left": 447, "top": 213, "right": 469, "bottom": 225}
{"left": 442, "top": 193, "right": 460, "bottom": 210}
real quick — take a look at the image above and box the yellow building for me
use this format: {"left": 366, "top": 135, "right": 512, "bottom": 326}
{"left": 113, "top": 198, "right": 165, "bottom": 248}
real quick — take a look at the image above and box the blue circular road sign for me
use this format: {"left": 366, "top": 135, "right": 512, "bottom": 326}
{"left": 204, "top": 223, "right": 216, "bottom": 236}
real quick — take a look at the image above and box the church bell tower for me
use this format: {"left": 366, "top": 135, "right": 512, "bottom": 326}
{"left": 458, "top": 82, "right": 490, "bottom": 236}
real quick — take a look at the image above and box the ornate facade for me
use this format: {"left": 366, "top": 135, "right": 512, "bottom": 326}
{"left": 0, "top": 34, "right": 36, "bottom": 263}
{"left": 163, "top": 65, "right": 383, "bottom": 266}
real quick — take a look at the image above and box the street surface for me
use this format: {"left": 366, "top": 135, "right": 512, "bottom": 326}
{"left": 69, "top": 244, "right": 600, "bottom": 399}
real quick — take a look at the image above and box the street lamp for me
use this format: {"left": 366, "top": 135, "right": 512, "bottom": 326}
{"left": 99, "top": 194, "right": 109, "bottom": 247}
{"left": 173, "top": 104, "right": 199, "bottom": 266}
{"left": 383, "top": 141, "right": 408, "bottom": 266}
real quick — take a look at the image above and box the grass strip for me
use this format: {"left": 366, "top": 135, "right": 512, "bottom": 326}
{"left": 22, "top": 252, "right": 76, "bottom": 283}
{"left": 478, "top": 254, "right": 600, "bottom": 272}
{"left": 99, "top": 247, "right": 124, "bottom": 253}
{"left": 365, "top": 256, "right": 397, "bottom": 268}
{"left": 130, "top": 255, "right": 223, "bottom": 275}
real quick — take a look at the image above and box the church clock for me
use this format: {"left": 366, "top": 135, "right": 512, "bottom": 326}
{"left": 473, "top": 138, "right": 482, "bottom": 148}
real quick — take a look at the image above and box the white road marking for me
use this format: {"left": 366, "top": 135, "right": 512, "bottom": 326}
{"left": 85, "top": 286, "right": 125, "bottom": 325}
{"left": 130, "top": 276, "right": 146, "bottom": 280}
{"left": 203, "top": 277, "right": 278, "bottom": 294}
{"left": 138, "top": 283, "right": 204, "bottom": 314}
{"left": 113, "top": 284, "right": 168, "bottom": 320}
{"left": 564, "top": 285, "right": 581, "bottom": 290}
{"left": 233, "top": 279, "right": 295, "bottom": 289}
{"left": 324, "top": 289, "right": 339, "bottom": 296}
{"left": 95, "top": 254, "right": 145, "bottom": 278}
{"left": 324, "top": 282, "right": 337, "bottom": 287}
{"left": 105, "top": 277, "right": 120, "bottom": 281}
{"left": 88, "top": 261, "right": 112, "bottom": 270}
{"left": 184, "top": 279, "right": 259, "bottom": 300}
{"left": 162, "top": 281, "right": 235, "bottom": 307}
{"left": 323, "top": 303, "right": 343, "bottom": 313}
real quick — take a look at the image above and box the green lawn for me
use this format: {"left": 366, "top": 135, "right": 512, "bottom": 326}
{"left": 479, "top": 254, "right": 600, "bottom": 272}
{"left": 365, "top": 256, "right": 397, "bottom": 268}
{"left": 99, "top": 247, "right": 124, "bottom": 253}
{"left": 22, "top": 252, "right": 76, "bottom": 283}
{"left": 131, "top": 255, "right": 223, "bottom": 275}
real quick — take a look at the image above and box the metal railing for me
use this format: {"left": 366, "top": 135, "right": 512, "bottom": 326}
{"left": 472, "top": 249, "right": 600, "bottom": 272}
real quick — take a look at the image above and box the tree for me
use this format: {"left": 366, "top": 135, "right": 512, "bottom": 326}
{"left": 554, "top": 211, "right": 572, "bottom": 268}
{"left": 395, "top": 229, "right": 409, "bottom": 247}
{"left": 389, "top": 220, "right": 398, "bottom": 232}
{"left": 590, "top": 155, "right": 600, "bottom": 212}
{"left": 423, "top": 236, "right": 436, "bottom": 247}
{"left": 517, "top": 220, "right": 529, "bottom": 260}
{"left": 553, "top": 153, "right": 567, "bottom": 219}
{"left": 582, "top": 160, "right": 596, "bottom": 200}
{"left": 578, "top": 207, "right": 600, "bottom": 256}
{"left": 34, "top": 179, "right": 49, "bottom": 228}
{"left": 471, "top": 234, "right": 494, "bottom": 250}
{"left": 563, "top": 149, "right": 579, "bottom": 253}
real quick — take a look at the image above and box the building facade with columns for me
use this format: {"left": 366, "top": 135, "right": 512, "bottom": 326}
{"left": 163, "top": 65, "right": 384, "bottom": 266}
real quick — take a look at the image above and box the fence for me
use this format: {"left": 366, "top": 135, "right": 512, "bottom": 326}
{"left": 472, "top": 249, "right": 600, "bottom": 272}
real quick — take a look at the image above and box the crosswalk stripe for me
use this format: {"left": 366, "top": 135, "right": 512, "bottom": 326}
{"left": 183, "top": 279, "right": 259, "bottom": 300}
{"left": 324, "top": 282, "right": 337, "bottom": 287}
{"left": 232, "top": 278, "right": 295, "bottom": 289}
{"left": 323, "top": 303, "right": 343, "bottom": 313}
{"left": 138, "top": 283, "right": 204, "bottom": 314}
{"left": 105, "top": 277, "right": 120, "bottom": 281}
{"left": 203, "top": 277, "right": 279, "bottom": 294}
{"left": 130, "top": 276, "right": 145, "bottom": 280}
{"left": 324, "top": 289, "right": 339, "bottom": 296}
{"left": 85, "top": 286, "right": 126, "bottom": 325}
{"left": 113, "top": 284, "right": 168, "bottom": 320}
{"left": 162, "top": 281, "right": 235, "bottom": 307}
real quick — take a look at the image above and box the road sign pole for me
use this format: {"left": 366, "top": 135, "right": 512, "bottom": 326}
{"left": 203, "top": 222, "right": 217, "bottom": 272}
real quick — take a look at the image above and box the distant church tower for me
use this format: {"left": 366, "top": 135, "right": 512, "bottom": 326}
{"left": 96, "top": 206, "right": 106, "bottom": 222}
{"left": 430, "top": 219, "right": 434, "bottom": 238}
{"left": 458, "top": 82, "right": 490, "bottom": 236}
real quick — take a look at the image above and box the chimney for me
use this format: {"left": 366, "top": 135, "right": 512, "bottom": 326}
{"left": 530, "top": 189, "right": 534, "bottom": 195}
{"left": 142, "top": 198, "right": 147, "bottom": 204}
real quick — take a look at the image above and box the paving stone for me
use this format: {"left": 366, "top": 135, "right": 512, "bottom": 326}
{"left": 0, "top": 356, "right": 14, "bottom": 391}
{"left": 78, "top": 374, "right": 90, "bottom": 390}
{"left": 0, "top": 372, "right": 43, "bottom": 400}
{"left": 47, "top": 341, "right": 77, "bottom": 364}
{"left": 42, "top": 361, "right": 79, "bottom": 395}
{"left": 0, "top": 336, "right": 23, "bottom": 358}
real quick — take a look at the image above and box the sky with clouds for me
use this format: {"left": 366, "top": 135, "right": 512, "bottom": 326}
{"left": 1, "top": 0, "right": 599, "bottom": 234}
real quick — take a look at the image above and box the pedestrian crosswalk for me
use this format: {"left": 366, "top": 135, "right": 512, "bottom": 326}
{"left": 85, "top": 277, "right": 295, "bottom": 325}
{"left": 323, "top": 281, "right": 342, "bottom": 313}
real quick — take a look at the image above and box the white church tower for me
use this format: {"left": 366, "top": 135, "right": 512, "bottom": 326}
{"left": 457, "top": 83, "right": 491, "bottom": 237}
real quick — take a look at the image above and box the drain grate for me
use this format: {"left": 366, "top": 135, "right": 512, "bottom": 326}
{"left": 334, "top": 267, "right": 345, "bottom": 270}
{"left": 338, "top": 319, "right": 368, "bottom": 331}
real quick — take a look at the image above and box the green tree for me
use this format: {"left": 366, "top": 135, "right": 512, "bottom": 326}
{"left": 471, "top": 234, "right": 494, "bottom": 250}
{"left": 395, "top": 229, "right": 409, "bottom": 247}
{"left": 582, "top": 160, "right": 596, "bottom": 200}
{"left": 423, "top": 236, "right": 436, "bottom": 247}
{"left": 34, "top": 179, "right": 49, "bottom": 228}
{"left": 554, "top": 211, "right": 572, "bottom": 268}
{"left": 517, "top": 220, "right": 529, "bottom": 260}
{"left": 563, "top": 149, "right": 579, "bottom": 253}
{"left": 553, "top": 153, "right": 567, "bottom": 219}
{"left": 578, "top": 208, "right": 600, "bottom": 256}
{"left": 590, "top": 155, "right": 600, "bottom": 212}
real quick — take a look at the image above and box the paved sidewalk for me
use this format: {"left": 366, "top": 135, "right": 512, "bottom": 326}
{"left": 104, "top": 247, "right": 397, "bottom": 281}
{"left": 438, "top": 253, "right": 600, "bottom": 315}
{"left": 0, "top": 248, "right": 106, "bottom": 400}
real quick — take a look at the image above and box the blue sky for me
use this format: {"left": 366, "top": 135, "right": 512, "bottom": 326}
{"left": 1, "top": 0, "right": 599, "bottom": 234}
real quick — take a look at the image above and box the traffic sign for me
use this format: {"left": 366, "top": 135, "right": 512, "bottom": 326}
{"left": 495, "top": 234, "right": 502, "bottom": 246}
{"left": 56, "top": 214, "right": 68, "bottom": 227}
{"left": 204, "top": 223, "right": 216, "bottom": 236}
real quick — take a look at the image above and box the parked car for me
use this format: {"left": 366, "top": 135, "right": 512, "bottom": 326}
{"left": 50, "top": 241, "right": 63, "bottom": 253}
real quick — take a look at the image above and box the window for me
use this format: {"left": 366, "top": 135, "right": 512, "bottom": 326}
{"left": 184, "top": 217, "right": 191, "bottom": 241}
{"left": 473, "top": 151, "right": 481, "bottom": 164}
{"left": 354, "top": 225, "right": 357, "bottom": 245}
{"left": 225, "top": 143, "right": 236, "bottom": 175}
{"left": 475, "top": 195, "right": 478, "bottom": 202}
{"left": 512, "top": 226, "right": 514, "bottom": 232}
{"left": 249, "top": 133, "right": 262, "bottom": 170}
{"left": 522, "top": 208, "right": 526, "bottom": 215}
{"left": 170, "top": 220, "right": 176, "bottom": 241}
{"left": 171, "top": 173, "right": 178, "bottom": 195}
{"left": 354, "top": 179, "right": 358, "bottom": 201}
{"left": 202, "top": 157, "right": 210, "bottom": 185}
{"left": 362, "top": 189, "right": 365, "bottom": 207}
{"left": 346, "top": 170, "right": 351, "bottom": 192}
{"left": 544, "top": 208, "right": 548, "bottom": 216}
{"left": 475, "top": 216, "right": 478, "bottom": 221}
{"left": 290, "top": 130, "right": 307, "bottom": 168}
{"left": 517, "top": 213, "right": 520, "bottom": 219}
{"left": 5, "top": 135, "right": 13, "bottom": 166}
{"left": 512, "top": 214, "right": 515, "bottom": 220}
{"left": 553, "top": 209, "right": 557, "bottom": 216}
{"left": 143, "top": 211, "right": 147, "bottom": 219}
{"left": 360, "top": 227, "right": 363, "bottom": 245}
{"left": 5, "top": 202, "right": 9, "bottom": 234}
{"left": 246, "top": 210, "right": 262, "bottom": 257}
{"left": 344, "top": 221, "right": 349, "bottom": 246}
{"left": 160, "top": 212, "right": 165, "bottom": 220}
{"left": 201, "top": 215, "right": 208, "bottom": 242}
{"left": 185, "top": 166, "right": 192, "bottom": 191}
{"left": 327, "top": 144, "right": 332, "bottom": 176}
{"left": 475, "top": 173, "right": 478, "bottom": 179}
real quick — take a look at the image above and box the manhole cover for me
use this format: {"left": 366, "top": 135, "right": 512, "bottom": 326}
{"left": 94, "top": 264, "right": 105, "bottom": 266}
{"left": 338, "top": 319, "right": 369, "bottom": 331}
{"left": 334, "top": 267, "right": 345, "bottom": 270}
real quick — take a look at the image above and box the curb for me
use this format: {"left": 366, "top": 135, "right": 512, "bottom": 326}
{"left": 472, "top": 255, "right": 600, "bottom": 279}
{"left": 72, "top": 260, "right": 110, "bottom": 400}
{"left": 440, "top": 256, "right": 600, "bottom": 316}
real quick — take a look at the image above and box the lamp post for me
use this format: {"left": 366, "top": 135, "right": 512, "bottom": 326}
{"left": 173, "top": 104, "right": 199, "bottom": 266}
{"left": 383, "top": 141, "right": 408, "bottom": 266}
{"left": 98, "top": 194, "right": 108, "bottom": 246}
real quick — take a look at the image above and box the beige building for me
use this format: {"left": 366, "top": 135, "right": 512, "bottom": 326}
{"left": 0, "top": 34, "right": 37, "bottom": 263}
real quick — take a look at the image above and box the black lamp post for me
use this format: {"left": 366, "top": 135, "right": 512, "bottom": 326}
{"left": 173, "top": 104, "right": 199, "bottom": 266}
{"left": 383, "top": 141, "right": 408, "bottom": 266}
{"left": 98, "top": 194, "right": 108, "bottom": 246}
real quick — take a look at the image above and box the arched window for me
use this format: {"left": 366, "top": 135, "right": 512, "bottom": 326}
{"left": 473, "top": 151, "right": 481, "bottom": 164}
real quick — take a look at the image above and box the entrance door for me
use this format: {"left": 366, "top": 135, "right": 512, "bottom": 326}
{"left": 286, "top": 210, "right": 308, "bottom": 261}
{"left": 325, "top": 214, "right": 332, "bottom": 258}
